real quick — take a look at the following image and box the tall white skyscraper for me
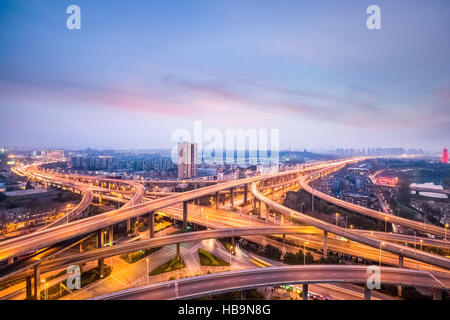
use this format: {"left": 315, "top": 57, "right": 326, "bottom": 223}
{"left": 178, "top": 142, "right": 198, "bottom": 179}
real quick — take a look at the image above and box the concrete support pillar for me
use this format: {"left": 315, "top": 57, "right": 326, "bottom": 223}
{"left": 323, "top": 231, "right": 328, "bottom": 258}
{"left": 34, "top": 263, "right": 41, "bottom": 300}
{"left": 280, "top": 214, "right": 284, "bottom": 226}
{"left": 241, "top": 290, "right": 246, "bottom": 300}
{"left": 126, "top": 219, "right": 131, "bottom": 233}
{"left": 263, "top": 203, "right": 268, "bottom": 222}
{"left": 98, "top": 258, "right": 104, "bottom": 278}
{"left": 230, "top": 188, "right": 234, "bottom": 208}
{"left": 26, "top": 276, "right": 32, "bottom": 300}
{"left": 433, "top": 289, "right": 442, "bottom": 300}
{"left": 282, "top": 234, "right": 286, "bottom": 243}
{"left": 364, "top": 285, "right": 371, "bottom": 300}
{"left": 302, "top": 284, "right": 308, "bottom": 300}
{"left": 243, "top": 185, "right": 248, "bottom": 204}
{"left": 97, "top": 229, "right": 104, "bottom": 248}
{"left": 397, "top": 255, "right": 404, "bottom": 297}
{"left": 7, "top": 256, "right": 14, "bottom": 265}
{"left": 109, "top": 225, "right": 114, "bottom": 246}
{"left": 148, "top": 211, "right": 155, "bottom": 238}
{"left": 253, "top": 198, "right": 257, "bottom": 213}
{"left": 183, "top": 201, "right": 188, "bottom": 232}
{"left": 215, "top": 192, "right": 220, "bottom": 210}
{"left": 79, "top": 242, "right": 83, "bottom": 253}
{"left": 176, "top": 243, "right": 181, "bottom": 260}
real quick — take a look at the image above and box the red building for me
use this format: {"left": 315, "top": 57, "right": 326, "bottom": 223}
{"left": 443, "top": 147, "right": 449, "bottom": 163}
{"left": 376, "top": 176, "right": 399, "bottom": 186}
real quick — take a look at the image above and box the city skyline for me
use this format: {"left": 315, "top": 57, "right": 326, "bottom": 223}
{"left": 0, "top": 1, "right": 449, "bottom": 150}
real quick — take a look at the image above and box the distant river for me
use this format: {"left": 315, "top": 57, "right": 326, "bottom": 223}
{"left": 409, "top": 182, "right": 448, "bottom": 199}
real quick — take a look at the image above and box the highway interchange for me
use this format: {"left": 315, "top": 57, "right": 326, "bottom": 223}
{"left": 1, "top": 157, "right": 449, "bottom": 299}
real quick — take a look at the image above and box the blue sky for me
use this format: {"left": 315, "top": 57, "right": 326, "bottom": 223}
{"left": 0, "top": 0, "right": 449, "bottom": 151}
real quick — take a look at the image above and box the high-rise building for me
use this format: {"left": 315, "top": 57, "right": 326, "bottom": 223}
{"left": 177, "top": 142, "right": 198, "bottom": 179}
{"left": 443, "top": 147, "right": 449, "bottom": 164}
{"left": 0, "top": 147, "right": 7, "bottom": 169}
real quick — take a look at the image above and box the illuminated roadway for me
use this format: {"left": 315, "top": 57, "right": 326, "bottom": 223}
{"left": 0, "top": 160, "right": 348, "bottom": 262}
{"left": 2, "top": 224, "right": 449, "bottom": 283}
{"left": 1, "top": 157, "right": 449, "bottom": 298}
{"left": 299, "top": 170, "right": 447, "bottom": 238}
{"left": 12, "top": 164, "right": 94, "bottom": 228}
{"left": 92, "top": 265, "right": 450, "bottom": 300}
{"left": 251, "top": 183, "right": 450, "bottom": 270}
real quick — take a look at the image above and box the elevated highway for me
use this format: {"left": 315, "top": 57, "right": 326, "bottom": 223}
{"left": 299, "top": 170, "right": 447, "bottom": 238}
{"left": 0, "top": 160, "right": 355, "bottom": 262}
{"left": 12, "top": 164, "right": 94, "bottom": 228}
{"left": 2, "top": 224, "right": 449, "bottom": 283}
{"left": 2, "top": 157, "right": 450, "bottom": 300}
{"left": 408, "top": 186, "right": 450, "bottom": 195}
{"left": 92, "top": 265, "right": 450, "bottom": 300}
{"left": 251, "top": 183, "right": 450, "bottom": 270}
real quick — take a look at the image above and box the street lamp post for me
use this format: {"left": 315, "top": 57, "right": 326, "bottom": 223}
{"left": 146, "top": 258, "right": 149, "bottom": 285}
{"left": 230, "top": 246, "right": 233, "bottom": 272}
{"left": 335, "top": 213, "right": 339, "bottom": 226}
{"left": 445, "top": 224, "right": 449, "bottom": 241}
{"left": 66, "top": 204, "right": 72, "bottom": 224}
{"left": 414, "top": 231, "right": 416, "bottom": 251}
{"left": 41, "top": 279, "right": 47, "bottom": 300}
{"left": 303, "top": 241, "right": 309, "bottom": 266}
{"left": 379, "top": 242, "right": 384, "bottom": 267}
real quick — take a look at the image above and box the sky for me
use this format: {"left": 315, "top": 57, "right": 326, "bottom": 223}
{"left": 0, "top": 0, "right": 449, "bottom": 151}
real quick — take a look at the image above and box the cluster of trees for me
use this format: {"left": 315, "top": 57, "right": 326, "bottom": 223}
{"left": 283, "top": 250, "right": 314, "bottom": 265}
{"left": 379, "top": 285, "right": 450, "bottom": 300}
{"left": 283, "top": 250, "right": 341, "bottom": 265}
{"left": 250, "top": 243, "right": 342, "bottom": 266}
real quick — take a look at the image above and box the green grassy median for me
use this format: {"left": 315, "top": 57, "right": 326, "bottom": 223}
{"left": 198, "top": 248, "right": 230, "bottom": 267}
{"left": 120, "top": 247, "right": 161, "bottom": 264}
{"left": 149, "top": 256, "right": 185, "bottom": 276}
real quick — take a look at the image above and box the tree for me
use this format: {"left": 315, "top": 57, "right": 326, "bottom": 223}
{"left": 264, "top": 244, "right": 282, "bottom": 261}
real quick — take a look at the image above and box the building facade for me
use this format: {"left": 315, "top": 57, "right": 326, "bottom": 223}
{"left": 443, "top": 147, "right": 449, "bottom": 164}
{"left": 177, "top": 142, "right": 198, "bottom": 179}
